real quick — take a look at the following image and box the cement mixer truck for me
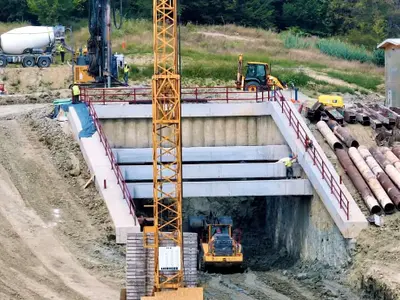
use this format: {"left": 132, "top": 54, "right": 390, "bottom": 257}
{"left": 0, "top": 25, "right": 65, "bottom": 68}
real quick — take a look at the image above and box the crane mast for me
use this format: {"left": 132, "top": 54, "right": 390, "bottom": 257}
{"left": 151, "top": 0, "right": 183, "bottom": 292}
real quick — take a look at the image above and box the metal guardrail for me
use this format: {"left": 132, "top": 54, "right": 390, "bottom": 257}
{"left": 86, "top": 101, "right": 136, "bottom": 220}
{"left": 81, "top": 86, "right": 271, "bottom": 104}
{"left": 274, "top": 90, "right": 350, "bottom": 220}
{"left": 82, "top": 86, "right": 350, "bottom": 220}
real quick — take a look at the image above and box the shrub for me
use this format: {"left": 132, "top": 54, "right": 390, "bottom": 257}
{"left": 316, "top": 39, "right": 372, "bottom": 63}
{"left": 282, "top": 32, "right": 311, "bottom": 49}
{"left": 372, "top": 49, "right": 385, "bottom": 67}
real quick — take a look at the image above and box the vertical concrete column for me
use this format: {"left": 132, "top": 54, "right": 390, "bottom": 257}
{"left": 236, "top": 117, "right": 248, "bottom": 146}
{"left": 204, "top": 119, "right": 215, "bottom": 146}
{"left": 114, "top": 119, "right": 126, "bottom": 148}
{"left": 247, "top": 117, "right": 257, "bottom": 146}
{"left": 136, "top": 119, "right": 150, "bottom": 148}
{"left": 225, "top": 118, "right": 237, "bottom": 146}
{"left": 192, "top": 118, "right": 204, "bottom": 147}
{"left": 182, "top": 118, "right": 192, "bottom": 147}
{"left": 214, "top": 117, "right": 226, "bottom": 146}
{"left": 101, "top": 120, "right": 115, "bottom": 147}
{"left": 125, "top": 120, "right": 137, "bottom": 148}
{"left": 256, "top": 116, "right": 268, "bottom": 145}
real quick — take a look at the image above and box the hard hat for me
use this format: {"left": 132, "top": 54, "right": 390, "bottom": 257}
{"left": 289, "top": 154, "right": 293, "bottom": 159}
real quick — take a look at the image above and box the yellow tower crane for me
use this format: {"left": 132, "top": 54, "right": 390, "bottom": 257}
{"left": 143, "top": 0, "right": 203, "bottom": 298}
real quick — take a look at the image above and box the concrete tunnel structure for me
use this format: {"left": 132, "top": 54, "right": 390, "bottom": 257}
{"left": 68, "top": 98, "right": 368, "bottom": 267}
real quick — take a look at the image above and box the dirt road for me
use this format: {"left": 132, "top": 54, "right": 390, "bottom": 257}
{"left": 0, "top": 105, "right": 123, "bottom": 299}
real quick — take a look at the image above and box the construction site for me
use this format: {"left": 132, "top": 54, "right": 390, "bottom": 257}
{"left": 0, "top": 1, "right": 399, "bottom": 300}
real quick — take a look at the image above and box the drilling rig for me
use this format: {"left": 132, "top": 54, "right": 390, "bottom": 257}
{"left": 74, "top": 0, "right": 124, "bottom": 87}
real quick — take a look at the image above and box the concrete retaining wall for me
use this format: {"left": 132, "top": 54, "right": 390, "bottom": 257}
{"left": 101, "top": 116, "right": 285, "bottom": 148}
{"left": 265, "top": 191, "right": 351, "bottom": 267}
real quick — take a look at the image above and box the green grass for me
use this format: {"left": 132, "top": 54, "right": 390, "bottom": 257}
{"left": 317, "top": 84, "right": 356, "bottom": 95}
{"left": 326, "top": 71, "right": 383, "bottom": 91}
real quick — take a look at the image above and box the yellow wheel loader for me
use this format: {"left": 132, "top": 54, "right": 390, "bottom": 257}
{"left": 235, "top": 54, "right": 287, "bottom": 92}
{"left": 189, "top": 214, "right": 243, "bottom": 271}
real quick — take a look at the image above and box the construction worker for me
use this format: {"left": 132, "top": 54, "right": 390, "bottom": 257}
{"left": 71, "top": 84, "right": 80, "bottom": 104}
{"left": 278, "top": 154, "right": 298, "bottom": 179}
{"left": 124, "top": 62, "right": 130, "bottom": 85}
{"left": 57, "top": 40, "right": 66, "bottom": 64}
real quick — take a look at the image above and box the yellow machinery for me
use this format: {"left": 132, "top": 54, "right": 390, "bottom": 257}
{"left": 318, "top": 95, "right": 344, "bottom": 108}
{"left": 236, "top": 54, "right": 287, "bottom": 92}
{"left": 189, "top": 215, "right": 243, "bottom": 270}
{"left": 142, "top": 0, "right": 203, "bottom": 298}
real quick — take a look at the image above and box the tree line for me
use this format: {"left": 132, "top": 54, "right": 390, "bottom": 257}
{"left": 0, "top": 0, "right": 399, "bottom": 47}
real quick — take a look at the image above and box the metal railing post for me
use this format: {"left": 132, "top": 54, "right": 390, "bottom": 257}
{"left": 103, "top": 89, "right": 105, "bottom": 105}
{"left": 226, "top": 87, "right": 229, "bottom": 103}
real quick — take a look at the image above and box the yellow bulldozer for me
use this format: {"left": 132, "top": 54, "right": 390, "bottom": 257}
{"left": 235, "top": 54, "right": 287, "bottom": 92}
{"left": 189, "top": 213, "right": 243, "bottom": 271}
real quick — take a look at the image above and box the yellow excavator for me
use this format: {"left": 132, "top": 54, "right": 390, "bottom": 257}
{"left": 236, "top": 54, "right": 287, "bottom": 92}
{"left": 189, "top": 214, "right": 243, "bottom": 271}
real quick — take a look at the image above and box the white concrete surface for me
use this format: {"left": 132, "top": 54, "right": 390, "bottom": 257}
{"left": 128, "top": 179, "right": 312, "bottom": 198}
{"left": 94, "top": 102, "right": 272, "bottom": 119}
{"left": 114, "top": 145, "right": 291, "bottom": 164}
{"left": 68, "top": 106, "right": 139, "bottom": 244}
{"left": 121, "top": 163, "right": 301, "bottom": 181}
{"left": 269, "top": 101, "right": 368, "bottom": 238}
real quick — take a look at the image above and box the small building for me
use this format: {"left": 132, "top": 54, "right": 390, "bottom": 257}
{"left": 378, "top": 39, "right": 400, "bottom": 108}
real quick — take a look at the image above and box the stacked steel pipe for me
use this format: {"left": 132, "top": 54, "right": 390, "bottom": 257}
{"left": 358, "top": 146, "right": 400, "bottom": 210}
{"left": 348, "top": 147, "right": 395, "bottom": 214}
{"left": 316, "top": 121, "right": 381, "bottom": 214}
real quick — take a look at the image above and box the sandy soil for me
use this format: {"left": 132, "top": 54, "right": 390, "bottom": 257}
{"left": 0, "top": 105, "right": 123, "bottom": 299}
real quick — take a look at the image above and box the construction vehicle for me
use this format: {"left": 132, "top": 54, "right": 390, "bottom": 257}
{"left": 236, "top": 54, "right": 287, "bottom": 92}
{"left": 73, "top": 0, "right": 124, "bottom": 87}
{"left": 189, "top": 214, "right": 243, "bottom": 271}
{"left": 318, "top": 95, "right": 345, "bottom": 108}
{"left": 0, "top": 26, "right": 65, "bottom": 68}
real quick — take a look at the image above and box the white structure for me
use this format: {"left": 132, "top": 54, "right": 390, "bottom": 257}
{"left": 378, "top": 39, "right": 400, "bottom": 108}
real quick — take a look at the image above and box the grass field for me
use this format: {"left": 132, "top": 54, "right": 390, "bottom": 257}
{"left": 0, "top": 20, "right": 385, "bottom": 95}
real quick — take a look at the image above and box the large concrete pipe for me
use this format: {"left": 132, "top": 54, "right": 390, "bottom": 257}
{"left": 335, "top": 149, "right": 381, "bottom": 214}
{"left": 349, "top": 147, "right": 395, "bottom": 214}
{"left": 380, "top": 147, "right": 400, "bottom": 172}
{"left": 334, "top": 126, "right": 360, "bottom": 148}
{"left": 316, "top": 121, "right": 343, "bottom": 150}
{"left": 358, "top": 146, "right": 400, "bottom": 209}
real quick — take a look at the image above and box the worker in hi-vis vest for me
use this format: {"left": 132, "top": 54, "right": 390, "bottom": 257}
{"left": 278, "top": 154, "right": 298, "bottom": 179}
{"left": 71, "top": 85, "right": 80, "bottom": 104}
{"left": 124, "top": 62, "right": 130, "bottom": 85}
{"left": 57, "top": 41, "right": 66, "bottom": 64}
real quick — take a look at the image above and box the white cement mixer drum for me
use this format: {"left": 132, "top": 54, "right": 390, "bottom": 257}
{"left": 0, "top": 26, "right": 55, "bottom": 55}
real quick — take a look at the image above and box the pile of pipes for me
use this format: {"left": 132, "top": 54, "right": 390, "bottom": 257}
{"left": 307, "top": 101, "right": 400, "bottom": 146}
{"left": 317, "top": 120, "right": 400, "bottom": 215}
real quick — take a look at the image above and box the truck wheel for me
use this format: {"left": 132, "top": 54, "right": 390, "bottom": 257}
{"left": 22, "top": 56, "right": 35, "bottom": 68}
{"left": 0, "top": 56, "right": 7, "bottom": 68}
{"left": 245, "top": 81, "right": 260, "bottom": 92}
{"left": 38, "top": 57, "right": 51, "bottom": 68}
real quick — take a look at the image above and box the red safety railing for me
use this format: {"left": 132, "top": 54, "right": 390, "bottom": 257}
{"left": 86, "top": 101, "right": 136, "bottom": 221}
{"left": 81, "top": 86, "right": 271, "bottom": 104}
{"left": 273, "top": 90, "right": 350, "bottom": 220}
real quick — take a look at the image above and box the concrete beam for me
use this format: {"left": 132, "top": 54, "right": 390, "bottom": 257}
{"left": 121, "top": 163, "right": 301, "bottom": 181}
{"left": 128, "top": 179, "right": 313, "bottom": 198}
{"left": 94, "top": 103, "right": 272, "bottom": 119}
{"left": 114, "top": 145, "right": 290, "bottom": 164}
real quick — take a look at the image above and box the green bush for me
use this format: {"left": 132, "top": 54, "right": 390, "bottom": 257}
{"left": 316, "top": 39, "right": 372, "bottom": 63}
{"left": 373, "top": 49, "right": 385, "bottom": 67}
{"left": 275, "top": 71, "right": 313, "bottom": 87}
{"left": 282, "top": 32, "right": 311, "bottom": 49}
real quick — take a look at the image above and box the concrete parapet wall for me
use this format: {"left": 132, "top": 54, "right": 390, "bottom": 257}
{"left": 101, "top": 116, "right": 285, "bottom": 148}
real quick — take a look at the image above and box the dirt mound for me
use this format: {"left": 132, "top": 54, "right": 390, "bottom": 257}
{"left": 0, "top": 105, "right": 123, "bottom": 299}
